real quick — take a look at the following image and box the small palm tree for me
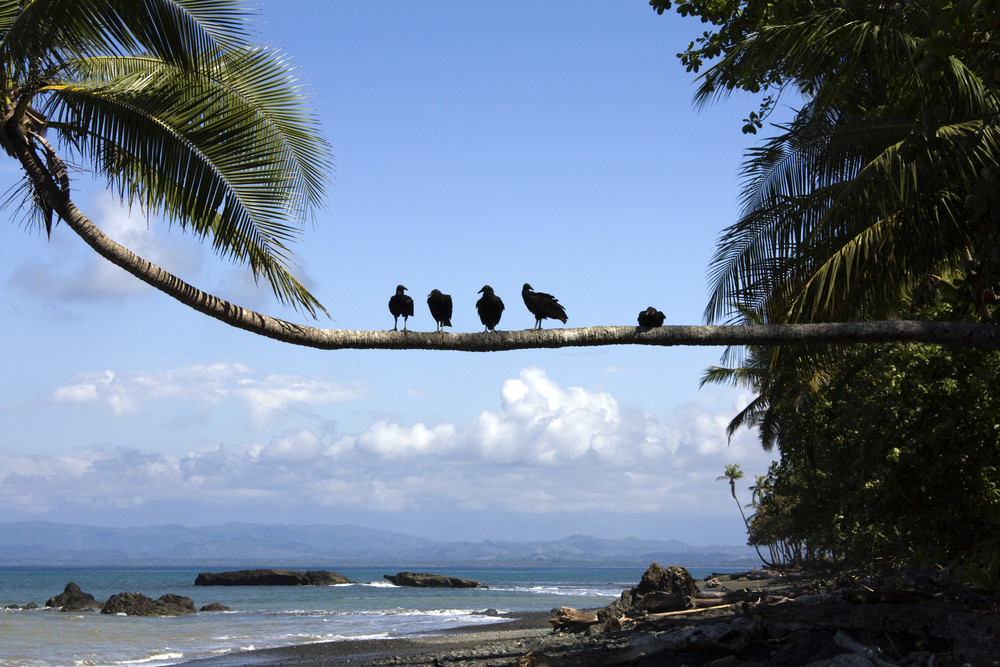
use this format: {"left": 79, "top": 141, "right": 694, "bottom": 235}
{"left": 2, "top": 0, "right": 332, "bottom": 318}
{"left": 718, "top": 463, "right": 772, "bottom": 567}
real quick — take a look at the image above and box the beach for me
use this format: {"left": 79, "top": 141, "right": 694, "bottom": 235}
{"left": 178, "top": 611, "right": 556, "bottom": 666}
{"left": 178, "top": 568, "right": 1000, "bottom": 666}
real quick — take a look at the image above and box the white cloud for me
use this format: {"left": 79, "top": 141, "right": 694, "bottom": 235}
{"left": 5, "top": 366, "right": 776, "bottom": 532}
{"left": 234, "top": 374, "right": 370, "bottom": 426}
{"left": 47, "top": 363, "right": 369, "bottom": 426}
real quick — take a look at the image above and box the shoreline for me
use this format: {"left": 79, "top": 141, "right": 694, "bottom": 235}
{"left": 178, "top": 610, "right": 557, "bottom": 666}
{"left": 177, "top": 567, "right": 1000, "bottom": 666}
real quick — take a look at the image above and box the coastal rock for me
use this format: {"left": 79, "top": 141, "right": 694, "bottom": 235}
{"left": 304, "top": 570, "right": 353, "bottom": 586}
{"left": 101, "top": 592, "right": 196, "bottom": 616}
{"left": 194, "top": 569, "right": 353, "bottom": 586}
{"left": 383, "top": 572, "right": 485, "bottom": 588}
{"left": 602, "top": 563, "right": 698, "bottom": 619}
{"left": 45, "top": 582, "right": 102, "bottom": 612}
{"left": 199, "top": 602, "right": 231, "bottom": 612}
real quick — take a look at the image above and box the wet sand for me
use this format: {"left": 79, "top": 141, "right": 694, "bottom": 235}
{"left": 178, "top": 610, "right": 557, "bottom": 666}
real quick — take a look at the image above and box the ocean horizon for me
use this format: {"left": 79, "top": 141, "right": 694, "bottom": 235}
{"left": 0, "top": 564, "right": 743, "bottom": 666}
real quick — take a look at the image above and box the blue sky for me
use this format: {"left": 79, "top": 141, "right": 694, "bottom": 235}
{"left": 0, "top": 1, "right": 781, "bottom": 546}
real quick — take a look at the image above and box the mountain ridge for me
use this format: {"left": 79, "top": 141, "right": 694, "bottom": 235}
{"left": 0, "top": 521, "right": 759, "bottom": 567}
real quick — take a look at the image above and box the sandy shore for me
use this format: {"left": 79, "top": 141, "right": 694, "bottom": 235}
{"left": 178, "top": 610, "right": 558, "bottom": 666}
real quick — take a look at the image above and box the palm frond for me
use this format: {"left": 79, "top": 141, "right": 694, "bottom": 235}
{"left": 37, "top": 46, "right": 331, "bottom": 314}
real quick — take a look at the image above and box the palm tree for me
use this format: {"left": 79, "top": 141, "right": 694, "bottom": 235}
{"left": 2, "top": 0, "right": 332, "bottom": 317}
{"left": 718, "top": 463, "right": 749, "bottom": 523}
{"left": 700, "top": 0, "right": 1000, "bottom": 327}
{"left": 6, "top": 2, "right": 997, "bottom": 354}
{"left": 718, "top": 463, "right": 772, "bottom": 566}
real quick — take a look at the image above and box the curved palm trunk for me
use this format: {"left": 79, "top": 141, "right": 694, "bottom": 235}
{"left": 15, "top": 133, "right": 1000, "bottom": 352}
{"left": 730, "top": 481, "right": 773, "bottom": 568}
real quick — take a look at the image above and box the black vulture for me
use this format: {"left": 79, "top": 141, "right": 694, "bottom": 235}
{"left": 521, "top": 283, "right": 567, "bottom": 329}
{"left": 388, "top": 284, "right": 414, "bottom": 331}
{"left": 476, "top": 285, "right": 505, "bottom": 332}
{"left": 427, "top": 289, "right": 453, "bottom": 333}
{"left": 637, "top": 307, "right": 665, "bottom": 328}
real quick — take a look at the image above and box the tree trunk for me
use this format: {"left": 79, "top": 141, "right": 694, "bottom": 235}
{"left": 15, "top": 132, "right": 1000, "bottom": 352}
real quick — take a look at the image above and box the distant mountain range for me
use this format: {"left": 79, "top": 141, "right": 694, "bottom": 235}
{"left": 0, "top": 521, "right": 759, "bottom": 568}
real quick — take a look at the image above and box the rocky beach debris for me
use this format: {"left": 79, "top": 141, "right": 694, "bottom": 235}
{"left": 283, "top": 564, "right": 997, "bottom": 666}
{"left": 194, "top": 568, "right": 353, "bottom": 586}
{"left": 383, "top": 571, "right": 485, "bottom": 588}
{"left": 524, "top": 564, "right": 1000, "bottom": 666}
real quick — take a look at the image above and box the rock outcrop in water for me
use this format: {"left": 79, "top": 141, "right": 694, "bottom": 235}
{"left": 383, "top": 571, "right": 485, "bottom": 588}
{"left": 194, "top": 569, "right": 353, "bottom": 586}
{"left": 45, "top": 582, "right": 102, "bottom": 612}
{"left": 101, "top": 592, "right": 196, "bottom": 616}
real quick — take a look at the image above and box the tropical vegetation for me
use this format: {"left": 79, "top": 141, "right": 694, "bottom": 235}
{"left": 1, "top": 0, "right": 332, "bottom": 317}
{"left": 653, "top": 0, "right": 1000, "bottom": 567}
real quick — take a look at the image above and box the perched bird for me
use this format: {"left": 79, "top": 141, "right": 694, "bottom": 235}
{"left": 476, "top": 285, "right": 505, "bottom": 332}
{"left": 427, "top": 289, "right": 453, "bottom": 333}
{"left": 388, "top": 284, "right": 414, "bottom": 331}
{"left": 521, "top": 283, "right": 567, "bottom": 329}
{"left": 637, "top": 307, "right": 666, "bottom": 328}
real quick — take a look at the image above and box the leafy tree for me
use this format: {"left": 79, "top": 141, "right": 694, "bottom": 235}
{"left": 3, "top": 0, "right": 332, "bottom": 317}
{"left": 746, "top": 338, "right": 1000, "bottom": 563}
{"left": 651, "top": 0, "right": 1000, "bottom": 326}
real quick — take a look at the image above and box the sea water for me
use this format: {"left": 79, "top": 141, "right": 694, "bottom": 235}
{"left": 0, "top": 565, "right": 733, "bottom": 666}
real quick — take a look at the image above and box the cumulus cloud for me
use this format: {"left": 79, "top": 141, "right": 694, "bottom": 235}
{"left": 49, "top": 363, "right": 370, "bottom": 425}
{"left": 9, "top": 366, "right": 776, "bottom": 528}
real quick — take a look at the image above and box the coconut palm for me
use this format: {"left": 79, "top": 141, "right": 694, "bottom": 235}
{"left": 700, "top": 0, "right": 1000, "bottom": 327}
{"left": 718, "top": 463, "right": 773, "bottom": 566}
{"left": 2, "top": 0, "right": 332, "bottom": 317}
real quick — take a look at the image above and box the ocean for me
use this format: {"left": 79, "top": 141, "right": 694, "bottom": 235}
{"left": 0, "top": 565, "right": 734, "bottom": 666}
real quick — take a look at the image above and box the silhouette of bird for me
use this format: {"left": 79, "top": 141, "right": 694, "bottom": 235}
{"left": 427, "top": 289, "right": 453, "bottom": 333}
{"left": 476, "top": 285, "right": 504, "bottom": 332}
{"left": 388, "top": 284, "right": 414, "bottom": 331}
{"left": 522, "top": 283, "right": 567, "bottom": 329}
{"left": 637, "top": 307, "right": 665, "bottom": 328}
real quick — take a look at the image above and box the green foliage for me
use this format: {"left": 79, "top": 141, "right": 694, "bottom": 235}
{"left": 747, "top": 340, "right": 1000, "bottom": 563}
{"left": 653, "top": 0, "right": 1000, "bottom": 326}
{"left": 959, "top": 553, "right": 1000, "bottom": 592}
{"left": 669, "top": 0, "right": 1000, "bottom": 568}
{"left": 1, "top": 0, "right": 333, "bottom": 315}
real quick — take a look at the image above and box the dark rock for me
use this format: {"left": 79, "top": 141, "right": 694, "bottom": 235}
{"left": 199, "top": 602, "right": 231, "bottom": 612}
{"left": 635, "top": 563, "right": 697, "bottom": 598}
{"left": 45, "top": 582, "right": 102, "bottom": 612}
{"left": 194, "top": 569, "right": 353, "bottom": 586}
{"left": 304, "top": 570, "right": 354, "bottom": 586}
{"left": 101, "top": 592, "right": 196, "bottom": 616}
{"left": 605, "top": 563, "right": 698, "bottom": 618}
{"left": 383, "top": 572, "right": 485, "bottom": 588}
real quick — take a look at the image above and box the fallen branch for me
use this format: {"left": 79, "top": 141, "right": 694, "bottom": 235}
{"left": 833, "top": 630, "right": 899, "bottom": 667}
